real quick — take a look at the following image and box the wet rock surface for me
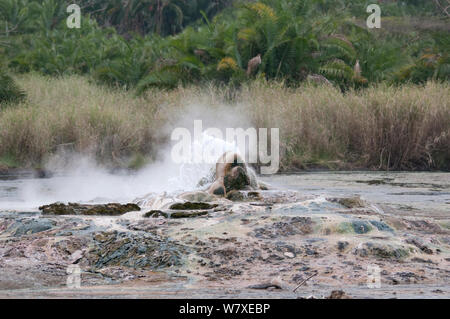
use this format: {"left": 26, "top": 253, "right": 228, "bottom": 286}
{"left": 0, "top": 172, "right": 449, "bottom": 298}
{"left": 39, "top": 202, "right": 140, "bottom": 216}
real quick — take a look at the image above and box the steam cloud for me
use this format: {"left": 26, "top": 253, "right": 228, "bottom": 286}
{"left": 1, "top": 102, "right": 254, "bottom": 210}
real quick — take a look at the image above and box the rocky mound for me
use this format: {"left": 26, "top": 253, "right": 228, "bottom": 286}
{"left": 39, "top": 202, "right": 140, "bottom": 216}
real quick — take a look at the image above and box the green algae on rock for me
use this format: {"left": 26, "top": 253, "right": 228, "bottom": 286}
{"left": 226, "top": 190, "right": 245, "bottom": 201}
{"left": 39, "top": 202, "right": 140, "bottom": 216}
{"left": 144, "top": 210, "right": 169, "bottom": 218}
{"left": 351, "top": 221, "right": 373, "bottom": 234}
{"left": 144, "top": 209, "right": 209, "bottom": 219}
{"left": 170, "top": 211, "right": 209, "bottom": 218}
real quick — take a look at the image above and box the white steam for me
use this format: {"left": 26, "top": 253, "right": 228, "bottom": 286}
{"left": 0, "top": 103, "right": 254, "bottom": 211}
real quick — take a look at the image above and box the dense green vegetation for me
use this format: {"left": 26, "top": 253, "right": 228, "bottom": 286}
{"left": 1, "top": 0, "right": 449, "bottom": 91}
{"left": 0, "top": 1, "right": 449, "bottom": 171}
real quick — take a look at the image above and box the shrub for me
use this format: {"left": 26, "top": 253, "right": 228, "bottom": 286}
{"left": 0, "top": 71, "right": 25, "bottom": 105}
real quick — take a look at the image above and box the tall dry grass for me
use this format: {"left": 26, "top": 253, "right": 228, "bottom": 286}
{"left": 0, "top": 74, "right": 449, "bottom": 170}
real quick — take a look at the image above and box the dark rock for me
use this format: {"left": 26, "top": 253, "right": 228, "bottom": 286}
{"left": 179, "top": 191, "right": 215, "bottom": 202}
{"left": 305, "top": 248, "right": 318, "bottom": 256}
{"left": 337, "top": 241, "right": 349, "bottom": 251}
{"left": 144, "top": 210, "right": 168, "bottom": 218}
{"left": 406, "top": 237, "right": 433, "bottom": 254}
{"left": 299, "top": 266, "right": 310, "bottom": 271}
{"left": 247, "top": 191, "right": 262, "bottom": 199}
{"left": 331, "top": 197, "right": 365, "bottom": 208}
{"left": 213, "top": 267, "right": 242, "bottom": 277}
{"left": 212, "top": 185, "right": 225, "bottom": 196}
{"left": 252, "top": 217, "right": 314, "bottom": 239}
{"left": 226, "top": 190, "right": 245, "bottom": 201}
{"left": 274, "top": 242, "right": 298, "bottom": 256}
{"left": 145, "top": 209, "right": 210, "bottom": 219}
{"left": 393, "top": 271, "right": 424, "bottom": 283}
{"left": 227, "top": 190, "right": 262, "bottom": 201}
{"left": 39, "top": 202, "right": 140, "bottom": 216}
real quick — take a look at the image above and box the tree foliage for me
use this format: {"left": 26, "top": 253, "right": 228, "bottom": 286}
{"left": 0, "top": 0, "right": 448, "bottom": 91}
